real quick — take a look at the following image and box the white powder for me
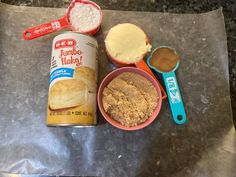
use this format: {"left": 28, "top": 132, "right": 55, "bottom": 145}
{"left": 69, "top": 3, "right": 101, "bottom": 32}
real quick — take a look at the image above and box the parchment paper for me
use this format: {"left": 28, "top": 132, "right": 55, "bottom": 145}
{"left": 0, "top": 3, "right": 235, "bottom": 177}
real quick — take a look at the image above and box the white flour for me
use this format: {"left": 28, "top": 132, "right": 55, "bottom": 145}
{"left": 69, "top": 3, "right": 101, "bottom": 32}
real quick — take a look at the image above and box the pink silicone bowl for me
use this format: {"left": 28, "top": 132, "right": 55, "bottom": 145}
{"left": 97, "top": 67, "right": 163, "bottom": 131}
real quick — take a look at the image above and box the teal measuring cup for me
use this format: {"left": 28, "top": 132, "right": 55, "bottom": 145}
{"left": 147, "top": 46, "right": 186, "bottom": 124}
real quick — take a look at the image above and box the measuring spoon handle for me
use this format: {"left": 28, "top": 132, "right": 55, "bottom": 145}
{"left": 163, "top": 72, "right": 186, "bottom": 124}
{"left": 22, "top": 17, "right": 70, "bottom": 40}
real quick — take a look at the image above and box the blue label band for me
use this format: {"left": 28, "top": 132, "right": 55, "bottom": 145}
{"left": 50, "top": 67, "right": 74, "bottom": 83}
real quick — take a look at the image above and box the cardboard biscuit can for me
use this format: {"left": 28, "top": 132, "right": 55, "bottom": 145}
{"left": 47, "top": 32, "right": 98, "bottom": 126}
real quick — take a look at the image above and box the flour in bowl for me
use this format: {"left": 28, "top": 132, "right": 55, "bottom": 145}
{"left": 69, "top": 3, "right": 101, "bottom": 32}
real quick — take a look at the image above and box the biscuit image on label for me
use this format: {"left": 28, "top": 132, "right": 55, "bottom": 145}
{"left": 73, "top": 66, "right": 97, "bottom": 93}
{"left": 49, "top": 79, "right": 88, "bottom": 110}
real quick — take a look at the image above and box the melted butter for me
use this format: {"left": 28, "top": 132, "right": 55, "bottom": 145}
{"left": 105, "top": 23, "right": 152, "bottom": 63}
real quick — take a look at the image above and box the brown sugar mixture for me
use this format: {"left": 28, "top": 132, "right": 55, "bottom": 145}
{"left": 150, "top": 47, "right": 180, "bottom": 72}
{"left": 102, "top": 72, "right": 159, "bottom": 127}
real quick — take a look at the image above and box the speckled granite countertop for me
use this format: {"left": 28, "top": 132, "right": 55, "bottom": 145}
{"left": 1, "top": 0, "right": 235, "bottom": 123}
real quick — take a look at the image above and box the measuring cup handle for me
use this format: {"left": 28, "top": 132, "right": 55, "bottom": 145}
{"left": 162, "top": 72, "right": 186, "bottom": 124}
{"left": 135, "top": 60, "right": 167, "bottom": 99}
{"left": 22, "top": 17, "right": 69, "bottom": 40}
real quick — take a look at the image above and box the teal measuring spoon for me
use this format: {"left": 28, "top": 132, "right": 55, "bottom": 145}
{"left": 147, "top": 46, "right": 186, "bottom": 124}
